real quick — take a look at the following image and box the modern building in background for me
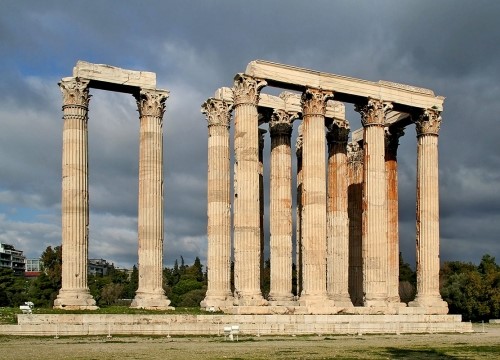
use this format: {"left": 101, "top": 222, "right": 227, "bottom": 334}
{"left": 0, "top": 242, "right": 26, "bottom": 276}
{"left": 25, "top": 258, "right": 42, "bottom": 278}
{"left": 88, "top": 258, "right": 111, "bottom": 276}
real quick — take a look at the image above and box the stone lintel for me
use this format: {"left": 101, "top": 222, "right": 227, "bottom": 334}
{"left": 245, "top": 60, "right": 444, "bottom": 111}
{"left": 72, "top": 61, "right": 159, "bottom": 95}
{"left": 214, "top": 87, "right": 345, "bottom": 119}
{"left": 351, "top": 111, "right": 410, "bottom": 143}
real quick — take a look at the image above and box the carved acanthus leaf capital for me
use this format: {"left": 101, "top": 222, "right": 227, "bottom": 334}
{"left": 295, "top": 123, "right": 304, "bottom": 156}
{"left": 201, "top": 98, "right": 232, "bottom": 128}
{"left": 269, "top": 109, "right": 296, "bottom": 137}
{"left": 136, "top": 89, "right": 169, "bottom": 118}
{"left": 347, "top": 141, "right": 363, "bottom": 164}
{"left": 355, "top": 98, "right": 393, "bottom": 127}
{"left": 60, "top": 77, "right": 91, "bottom": 108}
{"left": 385, "top": 126, "right": 405, "bottom": 154}
{"left": 415, "top": 108, "right": 442, "bottom": 136}
{"left": 326, "top": 119, "right": 350, "bottom": 144}
{"left": 301, "top": 88, "right": 334, "bottom": 117}
{"left": 233, "top": 74, "right": 267, "bottom": 106}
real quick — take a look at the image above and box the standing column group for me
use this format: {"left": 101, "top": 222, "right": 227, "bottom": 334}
{"left": 55, "top": 77, "right": 172, "bottom": 310}
{"left": 202, "top": 77, "right": 447, "bottom": 315}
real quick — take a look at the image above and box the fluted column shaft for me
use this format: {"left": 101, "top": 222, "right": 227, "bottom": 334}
{"left": 258, "top": 128, "right": 266, "bottom": 292}
{"left": 385, "top": 127, "right": 404, "bottom": 304}
{"left": 347, "top": 142, "right": 364, "bottom": 306}
{"left": 410, "top": 109, "right": 448, "bottom": 313}
{"left": 295, "top": 125, "right": 304, "bottom": 298}
{"left": 268, "top": 110, "right": 294, "bottom": 302}
{"left": 356, "top": 98, "right": 392, "bottom": 307}
{"left": 201, "top": 99, "right": 233, "bottom": 308}
{"left": 131, "top": 89, "right": 171, "bottom": 309}
{"left": 299, "top": 88, "right": 332, "bottom": 302}
{"left": 54, "top": 77, "right": 97, "bottom": 310}
{"left": 232, "top": 74, "right": 267, "bottom": 305}
{"left": 326, "top": 122, "right": 352, "bottom": 306}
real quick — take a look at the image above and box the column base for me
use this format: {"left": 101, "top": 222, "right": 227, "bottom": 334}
{"left": 328, "top": 294, "right": 354, "bottom": 307}
{"left": 298, "top": 293, "right": 332, "bottom": 307}
{"left": 363, "top": 295, "right": 388, "bottom": 308}
{"left": 267, "top": 292, "right": 295, "bottom": 303}
{"left": 409, "top": 295, "right": 449, "bottom": 314}
{"left": 234, "top": 293, "right": 268, "bottom": 306}
{"left": 200, "top": 293, "right": 234, "bottom": 311}
{"left": 130, "top": 291, "right": 174, "bottom": 310}
{"left": 53, "top": 289, "right": 98, "bottom": 310}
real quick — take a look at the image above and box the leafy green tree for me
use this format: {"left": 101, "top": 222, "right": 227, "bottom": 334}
{"left": 399, "top": 252, "right": 416, "bottom": 303}
{"left": 124, "top": 265, "right": 138, "bottom": 299}
{"left": 440, "top": 255, "right": 500, "bottom": 321}
{"left": 0, "top": 268, "right": 28, "bottom": 306}
{"left": 28, "top": 246, "right": 62, "bottom": 307}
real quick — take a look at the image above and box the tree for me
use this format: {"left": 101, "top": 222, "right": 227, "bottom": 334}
{"left": 398, "top": 252, "right": 416, "bottom": 303}
{"left": 440, "top": 255, "right": 500, "bottom": 321}
{"left": 0, "top": 268, "right": 27, "bottom": 306}
{"left": 28, "top": 246, "right": 62, "bottom": 307}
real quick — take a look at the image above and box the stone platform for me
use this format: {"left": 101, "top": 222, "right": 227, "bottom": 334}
{"left": 0, "top": 314, "right": 472, "bottom": 336}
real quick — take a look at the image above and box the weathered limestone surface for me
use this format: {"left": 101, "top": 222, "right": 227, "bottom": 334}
{"left": 299, "top": 88, "right": 332, "bottom": 305}
{"left": 410, "top": 109, "right": 448, "bottom": 314}
{"left": 385, "top": 127, "right": 405, "bottom": 306}
{"left": 259, "top": 128, "right": 266, "bottom": 292}
{"left": 131, "top": 89, "right": 172, "bottom": 310}
{"left": 295, "top": 125, "right": 304, "bottom": 299}
{"left": 73, "top": 60, "right": 156, "bottom": 91}
{"left": 54, "top": 77, "right": 97, "bottom": 310}
{"left": 232, "top": 74, "right": 267, "bottom": 305}
{"left": 245, "top": 60, "right": 444, "bottom": 110}
{"left": 326, "top": 121, "right": 352, "bottom": 306}
{"left": 268, "top": 110, "right": 295, "bottom": 303}
{"left": 5, "top": 314, "right": 471, "bottom": 336}
{"left": 356, "top": 98, "right": 391, "bottom": 307}
{"left": 200, "top": 99, "right": 233, "bottom": 309}
{"left": 347, "top": 142, "right": 364, "bottom": 306}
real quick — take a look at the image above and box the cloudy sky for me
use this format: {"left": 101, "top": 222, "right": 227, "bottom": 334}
{"left": 1, "top": 1, "right": 499, "bottom": 269}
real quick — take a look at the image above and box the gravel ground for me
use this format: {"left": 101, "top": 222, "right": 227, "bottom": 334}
{"left": 0, "top": 324, "right": 498, "bottom": 360}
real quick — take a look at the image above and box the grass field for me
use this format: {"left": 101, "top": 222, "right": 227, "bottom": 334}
{"left": 0, "top": 324, "right": 498, "bottom": 360}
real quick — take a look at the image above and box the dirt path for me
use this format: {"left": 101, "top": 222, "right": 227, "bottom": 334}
{"left": 0, "top": 324, "right": 498, "bottom": 360}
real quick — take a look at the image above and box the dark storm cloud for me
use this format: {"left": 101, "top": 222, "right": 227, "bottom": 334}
{"left": 1, "top": 0, "right": 499, "bottom": 267}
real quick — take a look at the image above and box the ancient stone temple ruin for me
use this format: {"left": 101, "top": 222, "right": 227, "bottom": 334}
{"left": 54, "top": 61, "right": 172, "bottom": 310}
{"left": 201, "top": 60, "right": 449, "bottom": 315}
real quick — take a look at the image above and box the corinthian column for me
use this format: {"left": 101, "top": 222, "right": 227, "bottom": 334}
{"left": 326, "top": 120, "right": 353, "bottom": 307}
{"left": 299, "top": 88, "right": 333, "bottom": 305}
{"left": 232, "top": 74, "right": 267, "bottom": 306}
{"left": 268, "top": 109, "right": 295, "bottom": 303}
{"left": 409, "top": 109, "right": 448, "bottom": 314}
{"left": 200, "top": 98, "right": 233, "bottom": 310}
{"left": 355, "top": 98, "right": 392, "bottom": 307}
{"left": 54, "top": 77, "right": 97, "bottom": 310}
{"left": 347, "top": 142, "right": 364, "bottom": 306}
{"left": 295, "top": 124, "right": 304, "bottom": 299}
{"left": 385, "top": 126, "right": 406, "bottom": 307}
{"left": 131, "top": 89, "right": 172, "bottom": 309}
{"left": 258, "top": 128, "right": 266, "bottom": 292}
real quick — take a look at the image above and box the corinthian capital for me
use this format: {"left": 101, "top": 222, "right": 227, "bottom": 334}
{"left": 385, "top": 126, "right": 405, "bottom": 155}
{"left": 301, "top": 88, "right": 334, "bottom": 117}
{"left": 59, "top": 77, "right": 91, "bottom": 107}
{"left": 326, "top": 119, "right": 350, "bottom": 145}
{"left": 233, "top": 74, "right": 267, "bottom": 105}
{"left": 347, "top": 141, "right": 363, "bottom": 164}
{"left": 295, "top": 123, "right": 303, "bottom": 157}
{"left": 415, "top": 108, "right": 442, "bottom": 136}
{"left": 136, "top": 89, "right": 169, "bottom": 118}
{"left": 355, "top": 98, "right": 393, "bottom": 127}
{"left": 201, "top": 98, "right": 232, "bottom": 127}
{"left": 269, "top": 109, "right": 297, "bottom": 137}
